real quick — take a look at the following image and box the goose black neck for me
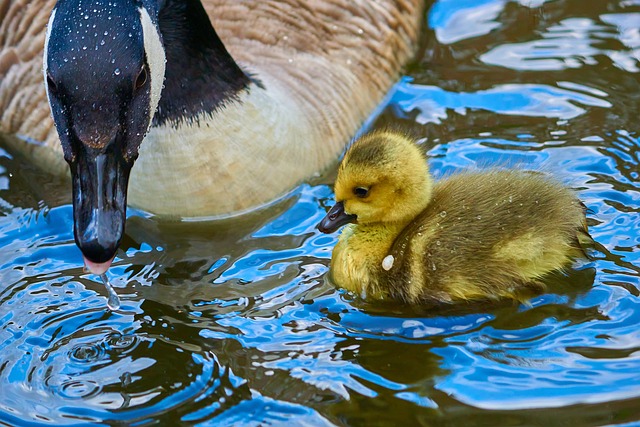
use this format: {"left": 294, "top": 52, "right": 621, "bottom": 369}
{"left": 153, "top": 0, "right": 251, "bottom": 127}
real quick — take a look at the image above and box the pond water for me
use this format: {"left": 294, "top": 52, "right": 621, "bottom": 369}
{"left": 1, "top": 0, "right": 640, "bottom": 425}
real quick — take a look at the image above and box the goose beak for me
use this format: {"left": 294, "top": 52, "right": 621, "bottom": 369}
{"left": 72, "top": 143, "right": 131, "bottom": 274}
{"left": 44, "top": 2, "right": 166, "bottom": 275}
{"left": 318, "top": 201, "right": 357, "bottom": 233}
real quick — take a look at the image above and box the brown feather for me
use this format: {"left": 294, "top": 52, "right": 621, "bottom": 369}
{"left": 0, "top": 0, "right": 424, "bottom": 194}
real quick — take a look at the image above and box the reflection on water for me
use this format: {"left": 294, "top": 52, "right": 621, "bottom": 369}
{"left": 1, "top": 0, "right": 640, "bottom": 425}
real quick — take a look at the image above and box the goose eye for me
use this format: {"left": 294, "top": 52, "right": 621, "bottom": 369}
{"left": 46, "top": 73, "right": 58, "bottom": 94}
{"left": 353, "top": 187, "right": 369, "bottom": 198}
{"left": 135, "top": 66, "right": 148, "bottom": 90}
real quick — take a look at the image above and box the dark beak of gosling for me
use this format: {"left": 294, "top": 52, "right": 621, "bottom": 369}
{"left": 318, "top": 201, "right": 357, "bottom": 233}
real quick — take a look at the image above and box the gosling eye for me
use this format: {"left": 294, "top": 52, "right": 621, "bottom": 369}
{"left": 353, "top": 186, "right": 369, "bottom": 198}
{"left": 135, "top": 66, "right": 148, "bottom": 90}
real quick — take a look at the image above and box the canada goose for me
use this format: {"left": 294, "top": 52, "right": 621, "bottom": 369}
{"left": 318, "top": 131, "right": 592, "bottom": 304}
{"left": 0, "top": 0, "right": 424, "bottom": 273}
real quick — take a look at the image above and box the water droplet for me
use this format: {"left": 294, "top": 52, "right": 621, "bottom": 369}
{"left": 120, "top": 372, "right": 132, "bottom": 387}
{"left": 439, "top": 211, "right": 447, "bottom": 218}
{"left": 99, "top": 273, "right": 120, "bottom": 310}
{"left": 114, "top": 68, "right": 121, "bottom": 75}
{"left": 382, "top": 255, "right": 394, "bottom": 271}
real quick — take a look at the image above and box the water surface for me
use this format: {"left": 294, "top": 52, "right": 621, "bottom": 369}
{"left": 1, "top": 0, "right": 640, "bottom": 425}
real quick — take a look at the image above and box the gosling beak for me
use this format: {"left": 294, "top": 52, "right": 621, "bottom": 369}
{"left": 318, "top": 201, "right": 357, "bottom": 233}
{"left": 72, "top": 143, "right": 131, "bottom": 274}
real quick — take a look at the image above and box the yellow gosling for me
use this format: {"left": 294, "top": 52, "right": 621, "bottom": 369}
{"left": 318, "top": 131, "right": 592, "bottom": 304}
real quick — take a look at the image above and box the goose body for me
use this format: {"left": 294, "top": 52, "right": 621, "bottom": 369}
{"left": 0, "top": 0, "right": 424, "bottom": 271}
{"left": 318, "top": 131, "right": 591, "bottom": 304}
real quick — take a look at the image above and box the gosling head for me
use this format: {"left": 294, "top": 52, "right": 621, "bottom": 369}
{"left": 319, "top": 131, "right": 433, "bottom": 233}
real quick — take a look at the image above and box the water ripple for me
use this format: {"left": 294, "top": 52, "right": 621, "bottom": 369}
{"left": 2, "top": 0, "right": 640, "bottom": 425}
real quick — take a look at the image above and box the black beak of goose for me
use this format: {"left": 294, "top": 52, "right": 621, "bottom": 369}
{"left": 71, "top": 142, "right": 132, "bottom": 273}
{"left": 50, "top": 98, "right": 139, "bottom": 274}
{"left": 44, "top": 0, "right": 165, "bottom": 273}
{"left": 318, "top": 201, "right": 357, "bottom": 234}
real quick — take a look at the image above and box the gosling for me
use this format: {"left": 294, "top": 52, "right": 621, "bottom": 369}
{"left": 318, "top": 130, "right": 591, "bottom": 304}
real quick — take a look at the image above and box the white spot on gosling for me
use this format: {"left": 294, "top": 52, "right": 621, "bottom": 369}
{"left": 382, "top": 255, "right": 394, "bottom": 271}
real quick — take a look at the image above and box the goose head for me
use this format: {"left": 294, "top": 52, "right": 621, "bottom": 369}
{"left": 44, "top": 0, "right": 250, "bottom": 273}
{"left": 319, "top": 131, "right": 434, "bottom": 233}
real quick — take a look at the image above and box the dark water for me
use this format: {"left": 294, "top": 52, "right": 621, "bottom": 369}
{"left": 2, "top": 0, "right": 640, "bottom": 425}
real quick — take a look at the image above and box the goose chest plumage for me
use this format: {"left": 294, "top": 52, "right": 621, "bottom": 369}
{"left": 0, "top": 0, "right": 424, "bottom": 273}
{"left": 318, "top": 131, "right": 592, "bottom": 305}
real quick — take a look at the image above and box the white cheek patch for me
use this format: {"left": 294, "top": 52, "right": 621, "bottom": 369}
{"left": 139, "top": 7, "right": 166, "bottom": 129}
{"left": 43, "top": 8, "right": 57, "bottom": 109}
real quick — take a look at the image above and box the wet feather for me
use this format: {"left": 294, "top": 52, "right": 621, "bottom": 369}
{"left": 320, "top": 130, "right": 593, "bottom": 304}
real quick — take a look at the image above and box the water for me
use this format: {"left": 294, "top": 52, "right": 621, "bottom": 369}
{"left": 1, "top": 0, "right": 640, "bottom": 425}
{"left": 99, "top": 273, "right": 121, "bottom": 311}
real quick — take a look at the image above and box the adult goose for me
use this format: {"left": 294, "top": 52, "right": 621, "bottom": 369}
{"left": 0, "top": 0, "right": 424, "bottom": 273}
